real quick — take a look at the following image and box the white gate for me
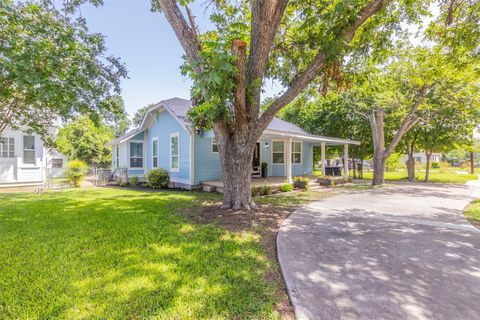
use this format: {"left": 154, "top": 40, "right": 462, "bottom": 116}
{"left": 0, "top": 159, "right": 16, "bottom": 182}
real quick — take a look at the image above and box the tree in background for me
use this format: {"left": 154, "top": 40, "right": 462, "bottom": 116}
{"left": 419, "top": 73, "right": 480, "bottom": 181}
{"left": 279, "top": 93, "right": 373, "bottom": 179}
{"left": 0, "top": 0, "right": 127, "bottom": 142}
{"left": 132, "top": 104, "right": 154, "bottom": 127}
{"left": 56, "top": 116, "right": 115, "bottom": 167}
{"left": 102, "top": 96, "right": 131, "bottom": 137}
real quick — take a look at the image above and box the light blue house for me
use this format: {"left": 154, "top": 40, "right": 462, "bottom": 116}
{"left": 107, "top": 98, "right": 359, "bottom": 189}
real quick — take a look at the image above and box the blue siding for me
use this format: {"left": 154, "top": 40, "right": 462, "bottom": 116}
{"left": 303, "top": 143, "right": 313, "bottom": 175}
{"left": 146, "top": 110, "right": 190, "bottom": 182}
{"left": 259, "top": 139, "right": 313, "bottom": 177}
{"left": 193, "top": 131, "right": 222, "bottom": 184}
{"left": 128, "top": 169, "right": 145, "bottom": 176}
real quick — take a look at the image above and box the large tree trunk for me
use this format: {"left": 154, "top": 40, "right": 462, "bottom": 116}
{"left": 217, "top": 134, "right": 257, "bottom": 210}
{"left": 406, "top": 144, "right": 415, "bottom": 182}
{"left": 370, "top": 108, "right": 386, "bottom": 185}
{"left": 372, "top": 151, "right": 385, "bottom": 185}
{"left": 424, "top": 150, "right": 432, "bottom": 182}
{"left": 470, "top": 151, "right": 475, "bottom": 174}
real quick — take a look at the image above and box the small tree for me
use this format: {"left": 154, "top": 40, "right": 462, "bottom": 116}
{"left": 56, "top": 116, "right": 115, "bottom": 167}
{"left": 66, "top": 160, "right": 88, "bottom": 187}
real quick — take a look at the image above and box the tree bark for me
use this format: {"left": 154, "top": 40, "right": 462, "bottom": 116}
{"left": 406, "top": 143, "right": 415, "bottom": 182}
{"left": 369, "top": 108, "right": 386, "bottom": 185}
{"left": 470, "top": 151, "right": 475, "bottom": 174}
{"left": 352, "top": 148, "right": 357, "bottom": 179}
{"left": 424, "top": 150, "right": 432, "bottom": 182}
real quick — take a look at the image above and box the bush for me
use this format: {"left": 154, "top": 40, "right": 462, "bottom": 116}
{"left": 432, "top": 162, "right": 440, "bottom": 169}
{"left": 294, "top": 176, "right": 310, "bottom": 190}
{"left": 129, "top": 176, "right": 139, "bottom": 188}
{"left": 146, "top": 168, "right": 170, "bottom": 189}
{"left": 66, "top": 160, "right": 88, "bottom": 187}
{"left": 251, "top": 186, "right": 261, "bottom": 197}
{"left": 385, "top": 153, "right": 403, "bottom": 172}
{"left": 260, "top": 185, "right": 272, "bottom": 196}
{"left": 438, "top": 161, "right": 451, "bottom": 172}
{"left": 317, "top": 176, "right": 352, "bottom": 187}
{"left": 280, "top": 183, "right": 294, "bottom": 192}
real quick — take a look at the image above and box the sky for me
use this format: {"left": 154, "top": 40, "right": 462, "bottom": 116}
{"left": 79, "top": 1, "right": 203, "bottom": 117}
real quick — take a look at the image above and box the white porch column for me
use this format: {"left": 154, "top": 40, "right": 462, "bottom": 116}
{"left": 344, "top": 143, "right": 349, "bottom": 179}
{"left": 321, "top": 142, "right": 326, "bottom": 177}
{"left": 286, "top": 138, "right": 292, "bottom": 183}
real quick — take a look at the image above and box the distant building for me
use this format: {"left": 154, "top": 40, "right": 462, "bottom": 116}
{"left": 401, "top": 152, "right": 442, "bottom": 165}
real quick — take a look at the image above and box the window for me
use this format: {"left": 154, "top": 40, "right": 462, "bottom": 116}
{"left": 212, "top": 137, "right": 219, "bottom": 153}
{"left": 115, "top": 145, "right": 119, "bottom": 168}
{"left": 152, "top": 138, "right": 158, "bottom": 168}
{"left": 52, "top": 159, "right": 63, "bottom": 168}
{"left": 292, "top": 141, "right": 302, "bottom": 164}
{"left": 272, "top": 141, "right": 285, "bottom": 164}
{"left": 130, "top": 141, "right": 143, "bottom": 168}
{"left": 170, "top": 133, "right": 179, "bottom": 171}
{"left": 23, "top": 136, "right": 35, "bottom": 164}
{"left": 0, "top": 137, "right": 14, "bottom": 158}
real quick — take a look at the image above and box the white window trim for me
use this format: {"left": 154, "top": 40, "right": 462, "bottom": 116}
{"left": 152, "top": 137, "right": 159, "bottom": 168}
{"left": 22, "top": 135, "right": 36, "bottom": 166}
{"left": 292, "top": 141, "right": 303, "bottom": 165}
{"left": 271, "top": 139, "right": 285, "bottom": 165}
{"left": 170, "top": 132, "right": 180, "bottom": 172}
{"left": 211, "top": 137, "right": 219, "bottom": 153}
{"left": 0, "top": 136, "right": 15, "bottom": 159}
{"left": 115, "top": 145, "right": 120, "bottom": 168}
{"left": 129, "top": 140, "right": 144, "bottom": 169}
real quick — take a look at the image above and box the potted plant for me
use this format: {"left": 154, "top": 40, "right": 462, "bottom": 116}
{"left": 261, "top": 162, "right": 268, "bottom": 178}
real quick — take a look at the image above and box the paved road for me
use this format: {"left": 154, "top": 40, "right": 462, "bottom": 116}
{"left": 278, "top": 184, "right": 480, "bottom": 320}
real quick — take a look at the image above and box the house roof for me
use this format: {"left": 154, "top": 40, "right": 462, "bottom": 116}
{"left": 107, "top": 97, "right": 360, "bottom": 146}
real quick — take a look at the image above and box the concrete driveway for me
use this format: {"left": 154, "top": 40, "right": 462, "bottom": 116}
{"left": 278, "top": 184, "right": 480, "bottom": 320}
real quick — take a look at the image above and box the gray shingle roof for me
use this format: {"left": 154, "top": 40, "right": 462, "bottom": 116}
{"left": 161, "top": 98, "right": 311, "bottom": 135}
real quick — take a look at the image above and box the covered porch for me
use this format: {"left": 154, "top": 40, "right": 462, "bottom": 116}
{"left": 259, "top": 128, "right": 361, "bottom": 181}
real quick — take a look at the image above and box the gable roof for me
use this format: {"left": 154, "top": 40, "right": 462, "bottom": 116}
{"left": 107, "top": 97, "right": 360, "bottom": 146}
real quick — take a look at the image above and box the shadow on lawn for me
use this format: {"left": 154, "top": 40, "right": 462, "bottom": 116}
{"left": 0, "top": 189, "right": 278, "bottom": 319}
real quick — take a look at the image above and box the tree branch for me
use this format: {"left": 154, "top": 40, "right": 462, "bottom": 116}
{"left": 156, "top": 0, "right": 201, "bottom": 71}
{"left": 258, "top": 0, "right": 389, "bottom": 131}
{"left": 184, "top": 4, "right": 198, "bottom": 37}
{"left": 247, "top": 0, "right": 289, "bottom": 116}
{"left": 232, "top": 40, "right": 248, "bottom": 127}
{"left": 383, "top": 85, "right": 427, "bottom": 158}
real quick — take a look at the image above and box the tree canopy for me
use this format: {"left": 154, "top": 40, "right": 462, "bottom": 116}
{"left": 0, "top": 0, "right": 127, "bottom": 142}
{"left": 56, "top": 116, "right": 115, "bottom": 166}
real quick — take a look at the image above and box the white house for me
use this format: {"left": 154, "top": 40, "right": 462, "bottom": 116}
{"left": 0, "top": 125, "right": 67, "bottom": 187}
{"left": 401, "top": 152, "right": 442, "bottom": 165}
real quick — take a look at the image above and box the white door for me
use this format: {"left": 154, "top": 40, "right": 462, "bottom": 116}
{"left": 0, "top": 159, "right": 16, "bottom": 182}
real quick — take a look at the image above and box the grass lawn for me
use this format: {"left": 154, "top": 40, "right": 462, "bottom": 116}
{"left": 0, "top": 188, "right": 290, "bottom": 319}
{"left": 464, "top": 199, "right": 480, "bottom": 228}
{"left": 359, "top": 169, "right": 478, "bottom": 184}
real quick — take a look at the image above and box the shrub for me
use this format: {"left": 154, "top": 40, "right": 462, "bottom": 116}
{"left": 251, "top": 186, "right": 261, "bottom": 197}
{"left": 129, "top": 176, "right": 139, "bottom": 188}
{"left": 294, "top": 176, "right": 310, "bottom": 190}
{"left": 438, "top": 161, "right": 451, "bottom": 172}
{"left": 66, "top": 160, "right": 88, "bottom": 187}
{"left": 260, "top": 185, "right": 272, "bottom": 196}
{"left": 280, "top": 183, "right": 294, "bottom": 192}
{"left": 432, "top": 162, "right": 440, "bottom": 169}
{"left": 385, "top": 153, "right": 403, "bottom": 172}
{"left": 146, "top": 168, "right": 170, "bottom": 189}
